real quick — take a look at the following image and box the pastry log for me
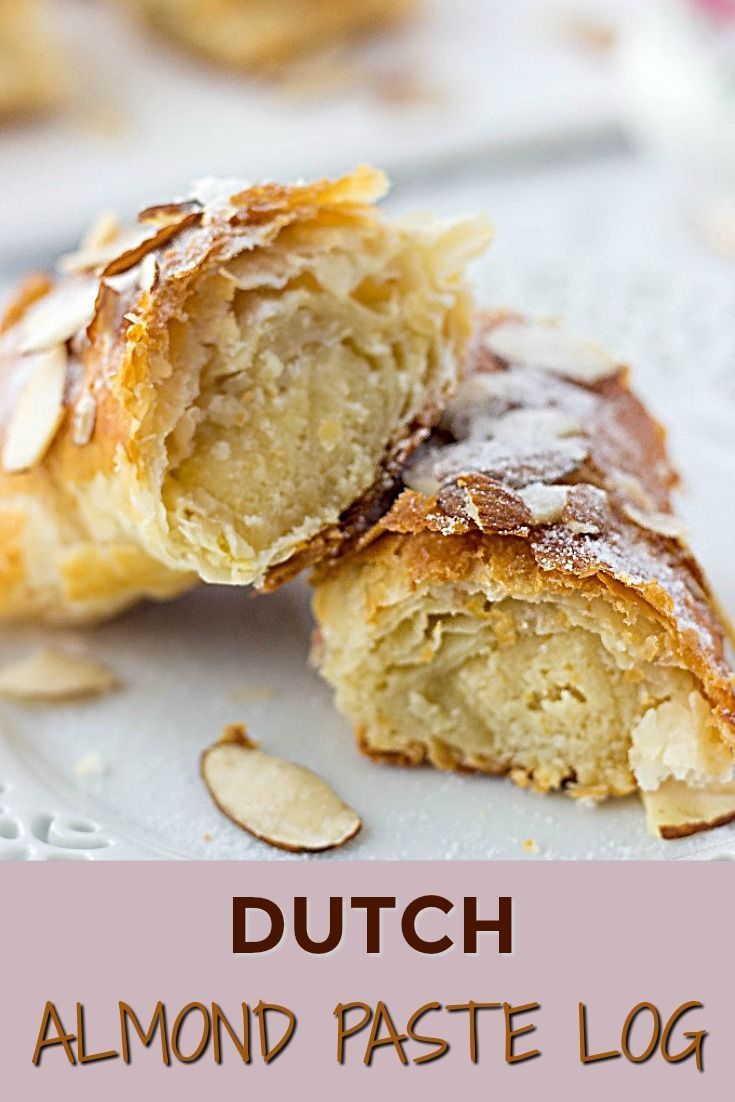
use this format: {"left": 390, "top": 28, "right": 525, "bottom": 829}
{"left": 133, "top": 0, "right": 418, "bottom": 73}
{"left": 0, "top": 167, "right": 489, "bottom": 622}
{"left": 312, "top": 312, "right": 735, "bottom": 837}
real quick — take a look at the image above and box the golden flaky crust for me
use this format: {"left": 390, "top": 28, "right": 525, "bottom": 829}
{"left": 0, "top": 168, "right": 487, "bottom": 622}
{"left": 133, "top": 0, "right": 418, "bottom": 74}
{"left": 313, "top": 313, "right": 735, "bottom": 834}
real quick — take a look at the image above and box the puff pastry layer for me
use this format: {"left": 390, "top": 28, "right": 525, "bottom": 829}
{"left": 0, "top": 167, "right": 489, "bottom": 622}
{"left": 312, "top": 312, "right": 735, "bottom": 836}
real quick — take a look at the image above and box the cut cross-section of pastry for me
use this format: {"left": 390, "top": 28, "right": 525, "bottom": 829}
{"left": 312, "top": 311, "right": 735, "bottom": 838}
{"left": 0, "top": 167, "right": 490, "bottom": 622}
{"left": 132, "top": 0, "right": 418, "bottom": 74}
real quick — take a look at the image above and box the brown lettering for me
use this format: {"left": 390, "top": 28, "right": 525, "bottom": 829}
{"left": 401, "top": 895, "right": 453, "bottom": 954}
{"left": 32, "top": 1002, "right": 77, "bottom": 1067}
{"left": 294, "top": 896, "right": 342, "bottom": 954}
{"left": 406, "top": 1002, "right": 449, "bottom": 1064}
{"left": 119, "top": 1001, "right": 170, "bottom": 1065}
{"left": 351, "top": 897, "right": 396, "bottom": 953}
{"left": 253, "top": 1001, "right": 296, "bottom": 1064}
{"left": 463, "top": 896, "right": 512, "bottom": 954}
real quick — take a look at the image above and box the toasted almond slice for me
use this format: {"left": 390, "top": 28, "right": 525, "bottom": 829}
{"left": 2, "top": 347, "right": 67, "bottom": 472}
{"left": 58, "top": 212, "right": 127, "bottom": 273}
{"left": 19, "top": 280, "right": 99, "bottom": 354}
{"left": 102, "top": 211, "right": 201, "bottom": 278}
{"left": 485, "top": 319, "right": 618, "bottom": 384}
{"left": 201, "top": 724, "right": 362, "bottom": 853}
{"left": 0, "top": 648, "right": 119, "bottom": 701}
{"left": 138, "top": 199, "right": 201, "bottom": 225}
{"left": 642, "top": 780, "right": 735, "bottom": 839}
{"left": 59, "top": 225, "right": 148, "bottom": 275}
{"left": 82, "top": 211, "right": 124, "bottom": 250}
{"left": 607, "top": 468, "right": 656, "bottom": 512}
{"left": 622, "top": 503, "right": 688, "bottom": 543}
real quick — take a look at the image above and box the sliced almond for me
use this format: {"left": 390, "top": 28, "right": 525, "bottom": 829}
{"left": 201, "top": 724, "right": 362, "bottom": 853}
{"left": 101, "top": 211, "right": 201, "bottom": 278}
{"left": 82, "top": 211, "right": 124, "bottom": 250}
{"left": 485, "top": 319, "right": 618, "bottom": 384}
{"left": 19, "top": 280, "right": 99, "bottom": 354}
{"left": 0, "top": 648, "right": 119, "bottom": 701}
{"left": 2, "top": 347, "right": 67, "bottom": 472}
{"left": 622, "top": 503, "right": 688, "bottom": 543}
{"left": 642, "top": 780, "right": 735, "bottom": 840}
{"left": 71, "top": 389, "right": 97, "bottom": 447}
{"left": 607, "top": 468, "right": 656, "bottom": 513}
{"left": 138, "top": 199, "right": 201, "bottom": 225}
{"left": 138, "top": 253, "right": 158, "bottom": 293}
{"left": 58, "top": 212, "right": 127, "bottom": 273}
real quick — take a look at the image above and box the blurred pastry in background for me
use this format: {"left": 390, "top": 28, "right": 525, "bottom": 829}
{"left": 132, "top": 0, "right": 419, "bottom": 75}
{"left": 0, "top": 0, "right": 66, "bottom": 119}
{"left": 0, "top": 167, "right": 489, "bottom": 623}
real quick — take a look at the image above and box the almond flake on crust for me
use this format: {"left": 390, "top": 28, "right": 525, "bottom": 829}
{"left": 607, "top": 468, "right": 656, "bottom": 512}
{"left": 517, "top": 483, "right": 571, "bottom": 524}
{"left": 61, "top": 224, "right": 165, "bottom": 277}
{"left": 19, "top": 280, "right": 99, "bottom": 354}
{"left": 403, "top": 449, "right": 441, "bottom": 495}
{"left": 2, "top": 347, "right": 67, "bottom": 472}
{"left": 622, "top": 503, "right": 688, "bottom": 543}
{"left": 484, "top": 318, "right": 619, "bottom": 384}
{"left": 58, "top": 212, "right": 127, "bottom": 273}
{"left": 72, "top": 389, "right": 97, "bottom": 446}
{"left": 138, "top": 253, "right": 158, "bottom": 293}
{"left": 642, "top": 780, "right": 735, "bottom": 839}
{"left": 0, "top": 648, "right": 119, "bottom": 701}
{"left": 201, "top": 723, "right": 362, "bottom": 853}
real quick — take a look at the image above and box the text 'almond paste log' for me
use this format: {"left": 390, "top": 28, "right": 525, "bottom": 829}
{"left": 0, "top": 167, "right": 490, "bottom": 622}
{"left": 312, "top": 313, "right": 735, "bottom": 838}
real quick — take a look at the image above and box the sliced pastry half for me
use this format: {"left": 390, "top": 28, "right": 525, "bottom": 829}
{"left": 0, "top": 167, "right": 489, "bottom": 622}
{"left": 312, "top": 311, "right": 735, "bottom": 838}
